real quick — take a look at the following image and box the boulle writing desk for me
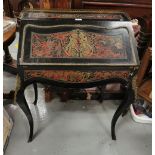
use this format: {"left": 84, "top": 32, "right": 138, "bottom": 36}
{"left": 16, "top": 9, "right": 139, "bottom": 142}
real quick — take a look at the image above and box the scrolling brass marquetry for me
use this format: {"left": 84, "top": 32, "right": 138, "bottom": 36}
{"left": 31, "top": 29, "right": 125, "bottom": 59}
{"left": 25, "top": 70, "right": 129, "bottom": 82}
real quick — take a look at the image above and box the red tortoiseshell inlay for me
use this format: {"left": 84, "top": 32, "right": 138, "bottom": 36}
{"left": 25, "top": 70, "right": 129, "bottom": 83}
{"left": 31, "top": 29, "right": 127, "bottom": 59}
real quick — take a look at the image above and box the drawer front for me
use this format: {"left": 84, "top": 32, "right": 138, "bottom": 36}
{"left": 24, "top": 70, "right": 129, "bottom": 83}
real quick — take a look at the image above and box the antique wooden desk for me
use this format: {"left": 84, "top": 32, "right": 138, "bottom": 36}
{"left": 16, "top": 9, "right": 139, "bottom": 142}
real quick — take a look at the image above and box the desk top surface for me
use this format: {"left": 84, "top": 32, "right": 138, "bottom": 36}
{"left": 20, "top": 9, "right": 130, "bottom": 21}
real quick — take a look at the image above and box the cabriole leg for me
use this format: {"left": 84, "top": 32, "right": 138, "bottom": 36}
{"left": 16, "top": 88, "right": 34, "bottom": 142}
{"left": 111, "top": 85, "right": 134, "bottom": 140}
{"left": 33, "top": 83, "right": 38, "bottom": 105}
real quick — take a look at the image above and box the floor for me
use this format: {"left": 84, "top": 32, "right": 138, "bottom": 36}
{"left": 3, "top": 33, "right": 152, "bottom": 155}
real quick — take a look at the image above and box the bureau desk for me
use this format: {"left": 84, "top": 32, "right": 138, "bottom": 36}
{"left": 16, "top": 9, "right": 139, "bottom": 142}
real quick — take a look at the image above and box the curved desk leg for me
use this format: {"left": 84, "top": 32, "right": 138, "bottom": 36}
{"left": 33, "top": 83, "right": 38, "bottom": 105}
{"left": 3, "top": 45, "right": 13, "bottom": 64}
{"left": 16, "top": 88, "right": 34, "bottom": 142}
{"left": 122, "top": 108, "right": 129, "bottom": 117}
{"left": 98, "top": 85, "right": 106, "bottom": 103}
{"left": 111, "top": 85, "right": 134, "bottom": 140}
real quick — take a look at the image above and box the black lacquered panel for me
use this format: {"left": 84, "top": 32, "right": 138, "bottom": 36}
{"left": 18, "top": 10, "right": 139, "bottom": 68}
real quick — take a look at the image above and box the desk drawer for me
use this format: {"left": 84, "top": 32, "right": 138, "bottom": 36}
{"left": 24, "top": 70, "right": 129, "bottom": 83}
